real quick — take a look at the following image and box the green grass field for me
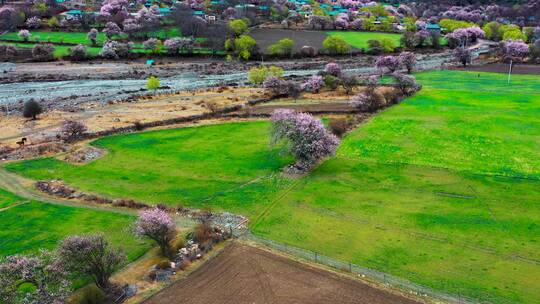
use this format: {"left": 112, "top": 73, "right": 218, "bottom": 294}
{"left": 5, "top": 122, "right": 292, "bottom": 216}
{"left": 5, "top": 70, "right": 540, "bottom": 303}
{"left": 0, "top": 42, "right": 102, "bottom": 58}
{"left": 326, "top": 31, "right": 402, "bottom": 50}
{"left": 0, "top": 188, "right": 26, "bottom": 209}
{"left": 0, "top": 31, "right": 108, "bottom": 46}
{"left": 0, "top": 28, "right": 181, "bottom": 46}
{"left": 0, "top": 28, "right": 186, "bottom": 58}
{"left": 0, "top": 188, "right": 151, "bottom": 260}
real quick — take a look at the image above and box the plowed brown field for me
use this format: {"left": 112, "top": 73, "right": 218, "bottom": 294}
{"left": 143, "top": 243, "right": 422, "bottom": 304}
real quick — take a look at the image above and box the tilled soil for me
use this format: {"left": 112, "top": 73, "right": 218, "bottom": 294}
{"left": 143, "top": 243, "right": 422, "bottom": 304}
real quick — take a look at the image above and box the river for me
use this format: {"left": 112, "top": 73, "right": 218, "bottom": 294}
{"left": 0, "top": 52, "right": 455, "bottom": 107}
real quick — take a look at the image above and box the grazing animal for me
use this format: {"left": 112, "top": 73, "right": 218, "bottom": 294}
{"left": 16, "top": 138, "right": 27, "bottom": 147}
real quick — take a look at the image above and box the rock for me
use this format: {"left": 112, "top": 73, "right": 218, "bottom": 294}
{"left": 124, "top": 284, "right": 137, "bottom": 298}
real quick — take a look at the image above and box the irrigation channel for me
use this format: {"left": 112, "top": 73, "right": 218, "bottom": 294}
{"left": 0, "top": 52, "right": 461, "bottom": 108}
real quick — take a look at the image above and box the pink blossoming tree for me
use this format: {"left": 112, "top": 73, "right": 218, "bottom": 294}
{"left": 0, "top": 250, "right": 70, "bottom": 304}
{"left": 58, "top": 234, "right": 126, "bottom": 291}
{"left": 271, "top": 109, "right": 339, "bottom": 171}
{"left": 134, "top": 208, "right": 176, "bottom": 257}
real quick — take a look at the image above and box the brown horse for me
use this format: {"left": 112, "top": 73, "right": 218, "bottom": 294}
{"left": 16, "top": 138, "right": 27, "bottom": 147}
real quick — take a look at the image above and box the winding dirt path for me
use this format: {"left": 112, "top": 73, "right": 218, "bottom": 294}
{"left": 0, "top": 167, "right": 137, "bottom": 216}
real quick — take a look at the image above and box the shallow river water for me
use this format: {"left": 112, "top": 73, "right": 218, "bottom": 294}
{"left": 0, "top": 53, "right": 454, "bottom": 107}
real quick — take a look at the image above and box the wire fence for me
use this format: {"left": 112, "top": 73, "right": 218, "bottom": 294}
{"left": 239, "top": 231, "right": 477, "bottom": 304}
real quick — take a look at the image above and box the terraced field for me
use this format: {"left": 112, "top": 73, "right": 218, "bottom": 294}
{"left": 5, "top": 70, "right": 540, "bottom": 303}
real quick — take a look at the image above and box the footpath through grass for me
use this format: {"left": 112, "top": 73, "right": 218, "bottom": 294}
{"left": 5, "top": 71, "right": 540, "bottom": 303}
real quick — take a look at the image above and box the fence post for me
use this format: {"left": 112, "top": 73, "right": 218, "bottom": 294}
{"left": 314, "top": 252, "right": 318, "bottom": 263}
{"left": 349, "top": 262, "right": 352, "bottom": 273}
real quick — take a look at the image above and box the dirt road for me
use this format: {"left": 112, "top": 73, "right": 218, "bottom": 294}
{"left": 143, "top": 243, "right": 422, "bottom": 304}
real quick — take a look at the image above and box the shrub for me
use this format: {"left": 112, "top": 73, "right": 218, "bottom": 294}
{"left": 323, "top": 36, "right": 350, "bottom": 55}
{"left": 301, "top": 75, "right": 324, "bottom": 93}
{"left": 47, "top": 16, "right": 59, "bottom": 28}
{"left": 173, "top": 237, "right": 186, "bottom": 252}
{"left": 299, "top": 45, "right": 316, "bottom": 57}
{"left": 400, "top": 31, "right": 416, "bottom": 49}
{"left": 103, "top": 22, "right": 122, "bottom": 39}
{"left": 143, "top": 38, "right": 163, "bottom": 54}
{"left": 147, "top": 76, "right": 160, "bottom": 90}
{"left": 398, "top": 52, "right": 416, "bottom": 74}
{"left": 204, "top": 101, "right": 219, "bottom": 113}
{"left": 501, "top": 25, "right": 526, "bottom": 41}
{"left": 328, "top": 117, "right": 350, "bottom": 137}
{"left": 32, "top": 43, "right": 55, "bottom": 61}
{"left": 233, "top": 35, "right": 257, "bottom": 60}
{"left": 340, "top": 76, "right": 358, "bottom": 95}
{"left": 376, "top": 55, "right": 400, "bottom": 74}
{"left": 439, "top": 18, "right": 476, "bottom": 32}
{"left": 70, "top": 44, "right": 88, "bottom": 61}
{"left": 286, "top": 81, "right": 302, "bottom": 100}
{"left": 87, "top": 29, "right": 98, "bottom": 46}
{"left": 0, "top": 45, "right": 17, "bottom": 57}
{"left": 350, "top": 91, "right": 378, "bottom": 111}
{"left": 380, "top": 38, "right": 396, "bottom": 53}
{"left": 60, "top": 120, "right": 88, "bottom": 142}
{"left": 367, "top": 39, "right": 383, "bottom": 55}
{"left": 157, "top": 259, "right": 171, "bottom": 269}
{"left": 77, "top": 285, "right": 106, "bottom": 304}
{"left": 324, "top": 62, "right": 341, "bottom": 76}
{"left": 392, "top": 72, "right": 421, "bottom": 95}
{"left": 263, "top": 76, "right": 287, "bottom": 96}
{"left": 25, "top": 16, "right": 41, "bottom": 29}
{"left": 361, "top": 75, "right": 380, "bottom": 92}
{"left": 483, "top": 21, "right": 503, "bottom": 41}
{"left": 100, "top": 41, "right": 133, "bottom": 59}
{"left": 164, "top": 37, "right": 194, "bottom": 55}
{"left": 453, "top": 47, "right": 472, "bottom": 66}
{"left": 23, "top": 99, "right": 43, "bottom": 119}
{"left": 18, "top": 29, "right": 30, "bottom": 41}
{"left": 228, "top": 19, "right": 248, "bottom": 36}
{"left": 193, "top": 221, "right": 213, "bottom": 243}
{"left": 248, "top": 66, "right": 283, "bottom": 85}
{"left": 268, "top": 38, "right": 295, "bottom": 57}
{"left": 323, "top": 74, "right": 340, "bottom": 90}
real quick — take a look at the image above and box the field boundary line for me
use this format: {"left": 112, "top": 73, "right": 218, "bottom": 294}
{"left": 0, "top": 200, "right": 29, "bottom": 212}
{"left": 251, "top": 177, "right": 304, "bottom": 229}
{"left": 241, "top": 232, "right": 476, "bottom": 304}
{"left": 333, "top": 156, "right": 540, "bottom": 182}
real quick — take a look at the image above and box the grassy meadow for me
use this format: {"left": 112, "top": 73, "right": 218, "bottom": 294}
{"left": 5, "top": 70, "right": 540, "bottom": 303}
{"left": 326, "top": 31, "right": 402, "bottom": 49}
{"left": 0, "top": 188, "right": 151, "bottom": 260}
{"left": 5, "top": 121, "right": 292, "bottom": 216}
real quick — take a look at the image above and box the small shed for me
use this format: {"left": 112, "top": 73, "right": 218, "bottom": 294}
{"left": 60, "top": 9, "right": 83, "bottom": 21}
{"left": 426, "top": 23, "right": 441, "bottom": 35}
